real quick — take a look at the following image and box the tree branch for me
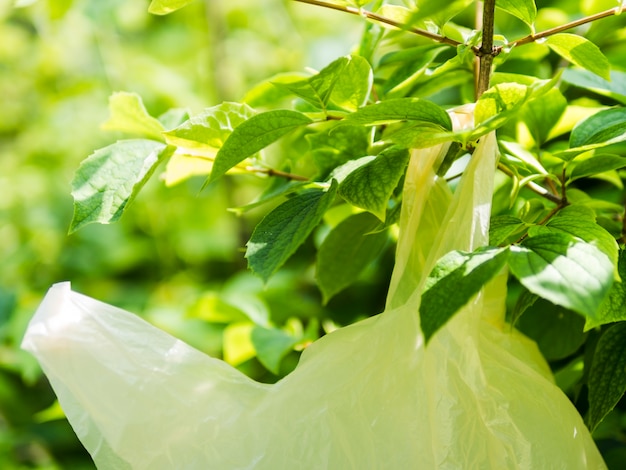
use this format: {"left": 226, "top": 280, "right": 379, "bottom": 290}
{"left": 476, "top": 0, "right": 496, "bottom": 98}
{"left": 507, "top": 5, "right": 626, "bottom": 48}
{"left": 291, "top": 0, "right": 462, "bottom": 47}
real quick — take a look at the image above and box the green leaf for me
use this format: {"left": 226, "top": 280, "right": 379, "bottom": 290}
{"left": 70, "top": 140, "right": 173, "bottom": 232}
{"left": 586, "top": 250, "right": 626, "bottom": 330}
{"left": 410, "top": 0, "right": 473, "bottom": 28}
{"left": 570, "top": 108, "right": 626, "bottom": 150}
{"left": 328, "top": 55, "right": 373, "bottom": 112}
{"left": 163, "top": 102, "right": 256, "bottom": 150}
{"left": 209, "top": 110, "right": 313, "bottom": 183}
{"left": 316, "top": 212, "right": 389, "bottom": 303}
{"left": 246, "top": 182, "right": 337, "bottom": 281}
{"left": 516, "top": 299, "right": 586, "bottom": 360}
{"left": 274, "top": 56, "right": 350, "bottom": 110}
{"left": 568, "top": 154, "right": 626, "bottom": 183}
{"left": 521, "top": 88, "right": 567, "bottom": 145}
{"left": 587, "top": 323, "right": 626, "bottom": 431}
{"left": 339, "top": 98, "right": 452, "bottom": 130}
{"left": 420, "top": 247, "right": 509, "bottom": 344}
{"left": 148, "top": 0, "right": 193, "bottom": 15}
{"left": 251, "top": 327, "right": 297, "bottom": 375}
{"left": 307, "top": 125, "right": 371, "bottom": 178}
{"left": 101, "top": 92, "right": 165, "bottom": 141}
{"left": 474, "top": 82, "right": 531, "bottom": 126}
{"left": 489, "top": 215, "right": 527, "bottom": 246}
{"left": 508, "top": 233, "right": 614, "bottom": 318}
{"left": 338, "top": 146, "right": 409, "bottom": 220}
{"left": 496, "top": 0, "right": 537, "bottom": 28}
{"left": 545, "top": 34, "right": 610, "bottom": 81}
{"left": 562, "top": 69, "right": 626, "bottom": 106}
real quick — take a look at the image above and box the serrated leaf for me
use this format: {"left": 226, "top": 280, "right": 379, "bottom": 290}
{"left": 148, "top": 0, "right": 193, "bottom": 15}
{"left": 586, "top": 250, "right": 626, "bottom": 330}
{"left": 587, "top": 323, "right": 626, "bottom": 431}
{"left": 508, "top": 233, "right": 614, "bottom": 318}
{"left": 338, "top": 147, "right": 409, "bottom": 220}
{"left": 274, "top": 56, "right": 349, "bottom": 110}
{"left": 568, "top": 154, "right": 626, "bottom": 183}
{"left": 489, "top": 215, "right": 526, "bottom": 245}
{"left": 339, "top": 98, "right": 452, "bottom": 130}
{"left": 163, "top": 102, "right": 256, "bottom": 150}
{"left": 101, "top": 92, "right": 165, "bottom": 141}
{"left": 328, "top": 55, "right": 373, "bottom": 112}
{"left": 307, "top": 125, "right": 371, "bottom": 178}
{"left": 251, "top": 327, "right": 297, "bottom": 374}
{"left": 420, "top": 247, "right": 509, "bottom": 343}
{"left": 316, "top": 212, "right": 389, "bottom": 303}
{"left": 516, "top": 299, "right": 586, "bottom": 360}
{"left": 570, "top": 108, "right": 626, "bottom": 150}
{"left": 246, "top": 182, "right": 337, "bottom": 281}
{"left": 545, "top": 34, "right": 610, "bottom": 81}
{"left": 209, "top": 110, "right": 313, "bottom": 183}
{"left": 70, "top": 140, "right": 173, "bottom": 232}
{"left": 496, "top": 0, "right": 536, "bottom": 28}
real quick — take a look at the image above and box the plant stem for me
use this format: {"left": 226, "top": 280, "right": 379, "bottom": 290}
{"left": 246, "top": 166, "right": 310, "bottom": 181}
{"left": 291, "top": 0, "right": 462, "bottom": 47}
{"left": 497, "top": 163, "right": 563, "bottom": 205}
{"left": 476, "top": 0, "right": 496, "bottom": 98}
{"left": 507, "top": 5, "right": 626, "bottom": 48}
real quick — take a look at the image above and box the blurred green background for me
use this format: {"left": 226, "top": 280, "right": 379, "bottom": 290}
{"left": 0, "top": 0, "right": 377, "bottom": 467}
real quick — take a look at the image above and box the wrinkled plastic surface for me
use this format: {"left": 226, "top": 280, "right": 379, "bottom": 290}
{"left": 22, "top": 127, "right": 606, "bottom": 468}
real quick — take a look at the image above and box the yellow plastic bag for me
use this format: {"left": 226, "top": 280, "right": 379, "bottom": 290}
{"left": 22, "top": 116, "right": 606, "bottom": 468}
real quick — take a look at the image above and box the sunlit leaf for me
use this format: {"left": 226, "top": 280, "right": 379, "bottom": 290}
{"left": 420, "top": 247, "right": 509, "bottom": 343}
{"left": 496, "top": 0, "right": 537, "bottom": 29}
{"left": 316, "top": 212, "right": 389, "bottom": 303}
{"left": 251, "top": 327, "right": 297, "bottom": 374}
{"left": 587, "top": 323, "right": 626, "bottom": 431}
{"left": 246, "top": 182, "right": 337, "bottom": 281}
{"left": 562, "top": 69, "right": 626, "bottom": 105}
{"left": 545, "top": 34, "right": 610, "bottom": 80}
{"left": 70, "top": 140, "right": 174, "bottom": 232}
{"left": 328, "top": 55, "right": 373, "bottom": 112}
{"left": 489, "top": 215, "right": 526, "bottom": 246}
{"left": 101, "top": 92, "right": 165, "bottom": 141}
{"left": 209, "top": 110, "right": 313, "bottom": 183}
{"left": 567, "top": 154, "right": 626, "bottom": 183}
{"left": 586, "top": 250, "right": 626, "bottom": 330}
{"left": 570, "top": 108, "right": 626, "bottom": 149}
{"left": 148, "top": 0, "right": 194, "bottom": 15}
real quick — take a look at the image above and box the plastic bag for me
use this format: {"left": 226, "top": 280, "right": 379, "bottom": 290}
{"left": 22, "top": 121, "right": 606, "bottom": 468}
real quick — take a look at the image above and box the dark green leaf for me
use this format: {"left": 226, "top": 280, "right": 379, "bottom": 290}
{"left": 420, "top": 247, "right": 509, "bottom": 344}
{"left": 209, "top": 110, "right": 313, "bottom": 183}
{"left": 101, "top": 92, "right": 165, "bottom": 141}
{"left": 328, "top": 55, "right": 373, "bottom": 112}
{"left": 521, "top": 88, "right": 567, "bottom": 145}
{"left": 70, "top": 140, "right": 174, "bottom": 232}
{"left": 316, "top": 212, "right": 389, "bottom": 303}
{"left": 562, "top": 69, "right": 626, "bottom": 105}
{"left": 163, "top": 102, "right": 256, "bottom": 149}
{"left": 489, "top": 215, "right": 527, "bottom": 246}
{"left": 516, "top": 299, "right": 587, "bottom": 360}
{"left": 496, "top": 0, "right": 537, "bottom": 28}
{"left": 246, "top": 182, "right": 337, "bottom": 281}
{"left": 568, "top": 154, "right": 626, "bottom": 183}
{"left": 510, "top": 288, "right": 539, "bottom": 327}
{"left": 338, "top": 146, "right": 409, "bottom": 220}
{"left": 339, "top": 98, "right": 452, "bottom": 130}
{"left": 545, "top": 34, "right": 610, "bottom": 81}
{"left": 586, "top": 250, "right": 626, "bottom": 330}
{"left": 307, "top": 125, "right": 371, "bottom": 178}
{"left": 587, "top": 323, "right": 626, "bottom": 431}
{"left": 508, "top": 233, "right": 614, "bottom": 318}
{"left": 251, "top": 327, "right": 297, "bottom": 375}
{"left": 569, "top": 108, "right": 626, "bottom": 150}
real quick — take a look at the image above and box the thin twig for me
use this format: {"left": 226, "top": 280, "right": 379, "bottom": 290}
{"left": 507, "top": 6, "right": 626, "bottom": 48}
{"left": 291, "top": 0, "right": 462, "bottom": 47}
{"left": 498, "top": 163, "right": 563, "bottom": 205}
{"left": 476, "top": 0, "right": 496, "bottom": 98}
{"left": 245, "top": 166, "right": 310, "bottom": 181}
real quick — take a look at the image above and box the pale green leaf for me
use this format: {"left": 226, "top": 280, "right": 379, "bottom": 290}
{"left": 496, "top": 0, "right": 537, "bottom": 28}
{"left": 328, "top": 55, "right": 373, "bottom": 112}
{"left": 568, "top": 154, "right": 626, "bottom": 183}
{"left": 521, "top": 88, "right": 567, "bottom": 145}
{"left": 545, "top": 34, "right": 610, "bottom": 81}
{"left": 411, "top": 0, "right": 473, "bottom": 27}
{"left": 586, "top": 250, "right": 626, "bottom": 330}
{"left": 148, "top": 0, "right": 194, "bottom": 15}
{"left": 209, "top": 110, "right": 313, "bottom": 183}
{"left": 163, "top": 102, "right": 255, "bottom": 150}
{"left": 70, "top": 140, "right": 173, "bottom": 232}
{"left": 588, "top": 323, "right": 626, "bottom": 431}
{"left": 338, "top": 146, "right": 409, "bottom": 220}
{"left": 570, "top": 108, "right": 626, "bottom": 150}
{"left": 508, "top": 233, "right": 614, "bottom": 318}
{"left": 251, "top": 327, "right": 297, "bottom": 374}
{"left": 101, "top": 92, "right": 165, "bottom": 141}
{"left": 339, "top": 98, "right": 452, "bottom": 130}
{"left": 420, "top": 247, "right": 510, "bottom": 344}
{"left": 316, "top": 212, "right": 389, "bottom": 303}
{"left": 562, "top": 69, "right": 626, "bottom": 105}
{"left": 246, "top": 182, "right": 337, "bottom": 281}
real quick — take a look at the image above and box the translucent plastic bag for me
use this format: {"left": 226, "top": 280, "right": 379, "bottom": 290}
{"left": 22, "top": 122, "right": 606, "bottom": 468}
